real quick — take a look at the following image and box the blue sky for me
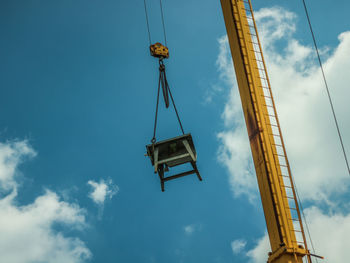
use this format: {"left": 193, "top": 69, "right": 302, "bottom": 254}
{"left": 1, "top": 1, "right": 350, "bottom": 263}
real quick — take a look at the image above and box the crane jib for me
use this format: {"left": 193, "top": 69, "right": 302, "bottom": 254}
{"left": 220, "top": 0, "right": 316, "bottom": 262}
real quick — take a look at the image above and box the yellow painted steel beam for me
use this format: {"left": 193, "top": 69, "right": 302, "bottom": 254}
{"left": 220, "top": 0, "right": 310, "bottom": 262}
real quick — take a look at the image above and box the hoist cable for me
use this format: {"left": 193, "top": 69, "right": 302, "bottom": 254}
{"left": 152, "top": 60, "right": 185, "bottom": 143}
{"left": 294, "top": 185, "right": 319, "bottom": 263}
{"left": 302, "top": 0, "right": 350, "bottom": 176}
{"left": 159, "top": 63, "right": 170, "bottom": 108}
{"left": 166, "top": 76, "right": 185, "bottom": 135}
{"left": 292, "top": 2, "right": 343, "bottom": 261}
{"left": 152, "top": 71, "right": 162, "bottom": 143}
{"left": 159, "top": 0, "right": 168, "bottom": 46}
{"left": 159, "top": 60, "right": 185, "bottom": 135}
{"left": 143, "top": 0, "right": 168, "bottom": 47}
{"left": 143, "top": 0, "right": 152, "bottom": 46}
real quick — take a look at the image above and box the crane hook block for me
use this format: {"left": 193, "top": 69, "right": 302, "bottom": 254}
{"left": 150, "top": 42, "right": 169, "bottom": 59}
{"left": 145, "top": 134, "right": 202, "bottom": 191}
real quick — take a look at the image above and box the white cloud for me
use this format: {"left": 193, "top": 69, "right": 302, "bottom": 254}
{"left": 253, "top": 7, "right": 296, "bottom": 46}
{"left": 245, "top": 207, "right": 350, "bottom": 263}
{"left": 216, "top": 6, "right": 350, "bottom": 203}
{"left": 215, "top": 5, "right": 350, "bottom": 262}
{"left": 0, "top": 140, "right": 36, "bottom": 192}
{"left": 0, "top": 140, "right": 91, "bottom": 263}
{"left": 87, "top": 179, "right": 119, "bottom": 206}
{"left": 216, "top": 35, "right": 258, "bottom": 202}
{"left": 184, "top": 225, "right": 195, "bottom": 235}
{"left": 304, "top": 206, "right": 350, "bottom": 262}
{"left": 231, "top": 239, "right": 247, "bottom": 254}
{"left": 0, "top": 190, "right": 91, "bottom": 263}
{"left": 246, "top": 234, "right": 269, "bottom": 263}
{"left": 256, "top": 8, "right": 350, "bottom": 202}
{"left": 183, "top": 223, "right": 202, "bottom": 235}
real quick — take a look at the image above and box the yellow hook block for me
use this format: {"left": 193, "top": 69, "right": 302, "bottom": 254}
{"left": 150, "top": 42, "right": 169, "bottom": 59}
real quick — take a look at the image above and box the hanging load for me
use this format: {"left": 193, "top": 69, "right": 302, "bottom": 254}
{"left": 144, "top": 43, "right": 201, "bottom": 191}
{"left": 146, "top": 134, "right": 201, "bottom": 192}
{"left": 143, "top": 0, "right": 201, "bottom": 191}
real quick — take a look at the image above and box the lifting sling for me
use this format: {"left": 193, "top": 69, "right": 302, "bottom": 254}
{"left": 145, "top": 44, "right": 202, "bottom": 191}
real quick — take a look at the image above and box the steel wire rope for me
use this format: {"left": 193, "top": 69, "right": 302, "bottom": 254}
{"left": 159, "top": 0, "right": 168, "bottom": 46}
{"left": 294, "top": 185, "right": 319, "bottom": 263}
{"left": 164, "top": 70, "right": 185, "bottom": 135}
{"left": 143, "top": 0, "right": 152, "bottom": 45}
{"left": 290, "top": 1, "right": 346, "bottom": 261}
{"left": 152, "top": 60, "right": 185, "bottom": 142}
{"left": 159, "top": 62, "right": 170, "bottom": 108}
{"left": 301, "top": 1, "right": 349, "bottom": 260}
{"left": 302, "top": 0, "right": 350, "bottom": 176}
{"left": 152, "top": 70, "right": 162, "bottom": 143}
{"left": 143, "top": 0, "right": 168, "bottom": 47}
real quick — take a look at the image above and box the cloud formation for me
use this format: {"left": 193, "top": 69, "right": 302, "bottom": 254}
{"left": 215, "top": 5, "right": 350, "bottom": 263}
{"left": 0, "top": 140, "right": 36, "bottom": 192}
{"left": 87, "top": 179, "right": 119, "bottom": 206}
{"left": 246, "top": 234, "right": 269, "bottom": 263}
{"left": 0, "top": 140, "right": 91, "bottom": 263}
{"left": 216, "top": 35, "right": 258, "bottom": 202}
{"left": 183, "top": 223, "right": 202, "bottom": 236}
{"left": 217, "top": 6, "right": 350, "bottom": 202}
{"left": 245, "top": 206, "right": 350, "bottom": 263}
{"left": 231, "top": 239, "right": 247, "bottom": 254}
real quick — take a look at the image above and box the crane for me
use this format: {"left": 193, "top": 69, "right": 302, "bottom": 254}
{"left": 143, "top": 0, "right": 324, "bottom": 261}
{"left": 220, "top": 0, "right": 318, "bottom": 262}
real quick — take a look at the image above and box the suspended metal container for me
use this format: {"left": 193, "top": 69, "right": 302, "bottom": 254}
{"left": 145, "top": 45, "right": 201, "bottom": 191}
{"left": 146, "top": 134, "right": 202, "bottom": 191}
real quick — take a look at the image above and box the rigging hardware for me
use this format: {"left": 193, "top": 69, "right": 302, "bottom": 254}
{"left": 150, "top": 42, "right": 169, "bottom": 59}
{"left": 145, "top": 55, "right": 201, "bottom": 191}
{"left": 143, "top": 0, "right": 168, "bottom": 49}
{"left": 143, "top": 0, "right": 201, "bottom": 190}
{"left": 146, "top": 54, "right": 201, "bottom": 191}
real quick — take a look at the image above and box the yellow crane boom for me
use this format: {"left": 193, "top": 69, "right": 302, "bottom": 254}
{"left": 220, "top": 0, "right": 312, "bottom": 262}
